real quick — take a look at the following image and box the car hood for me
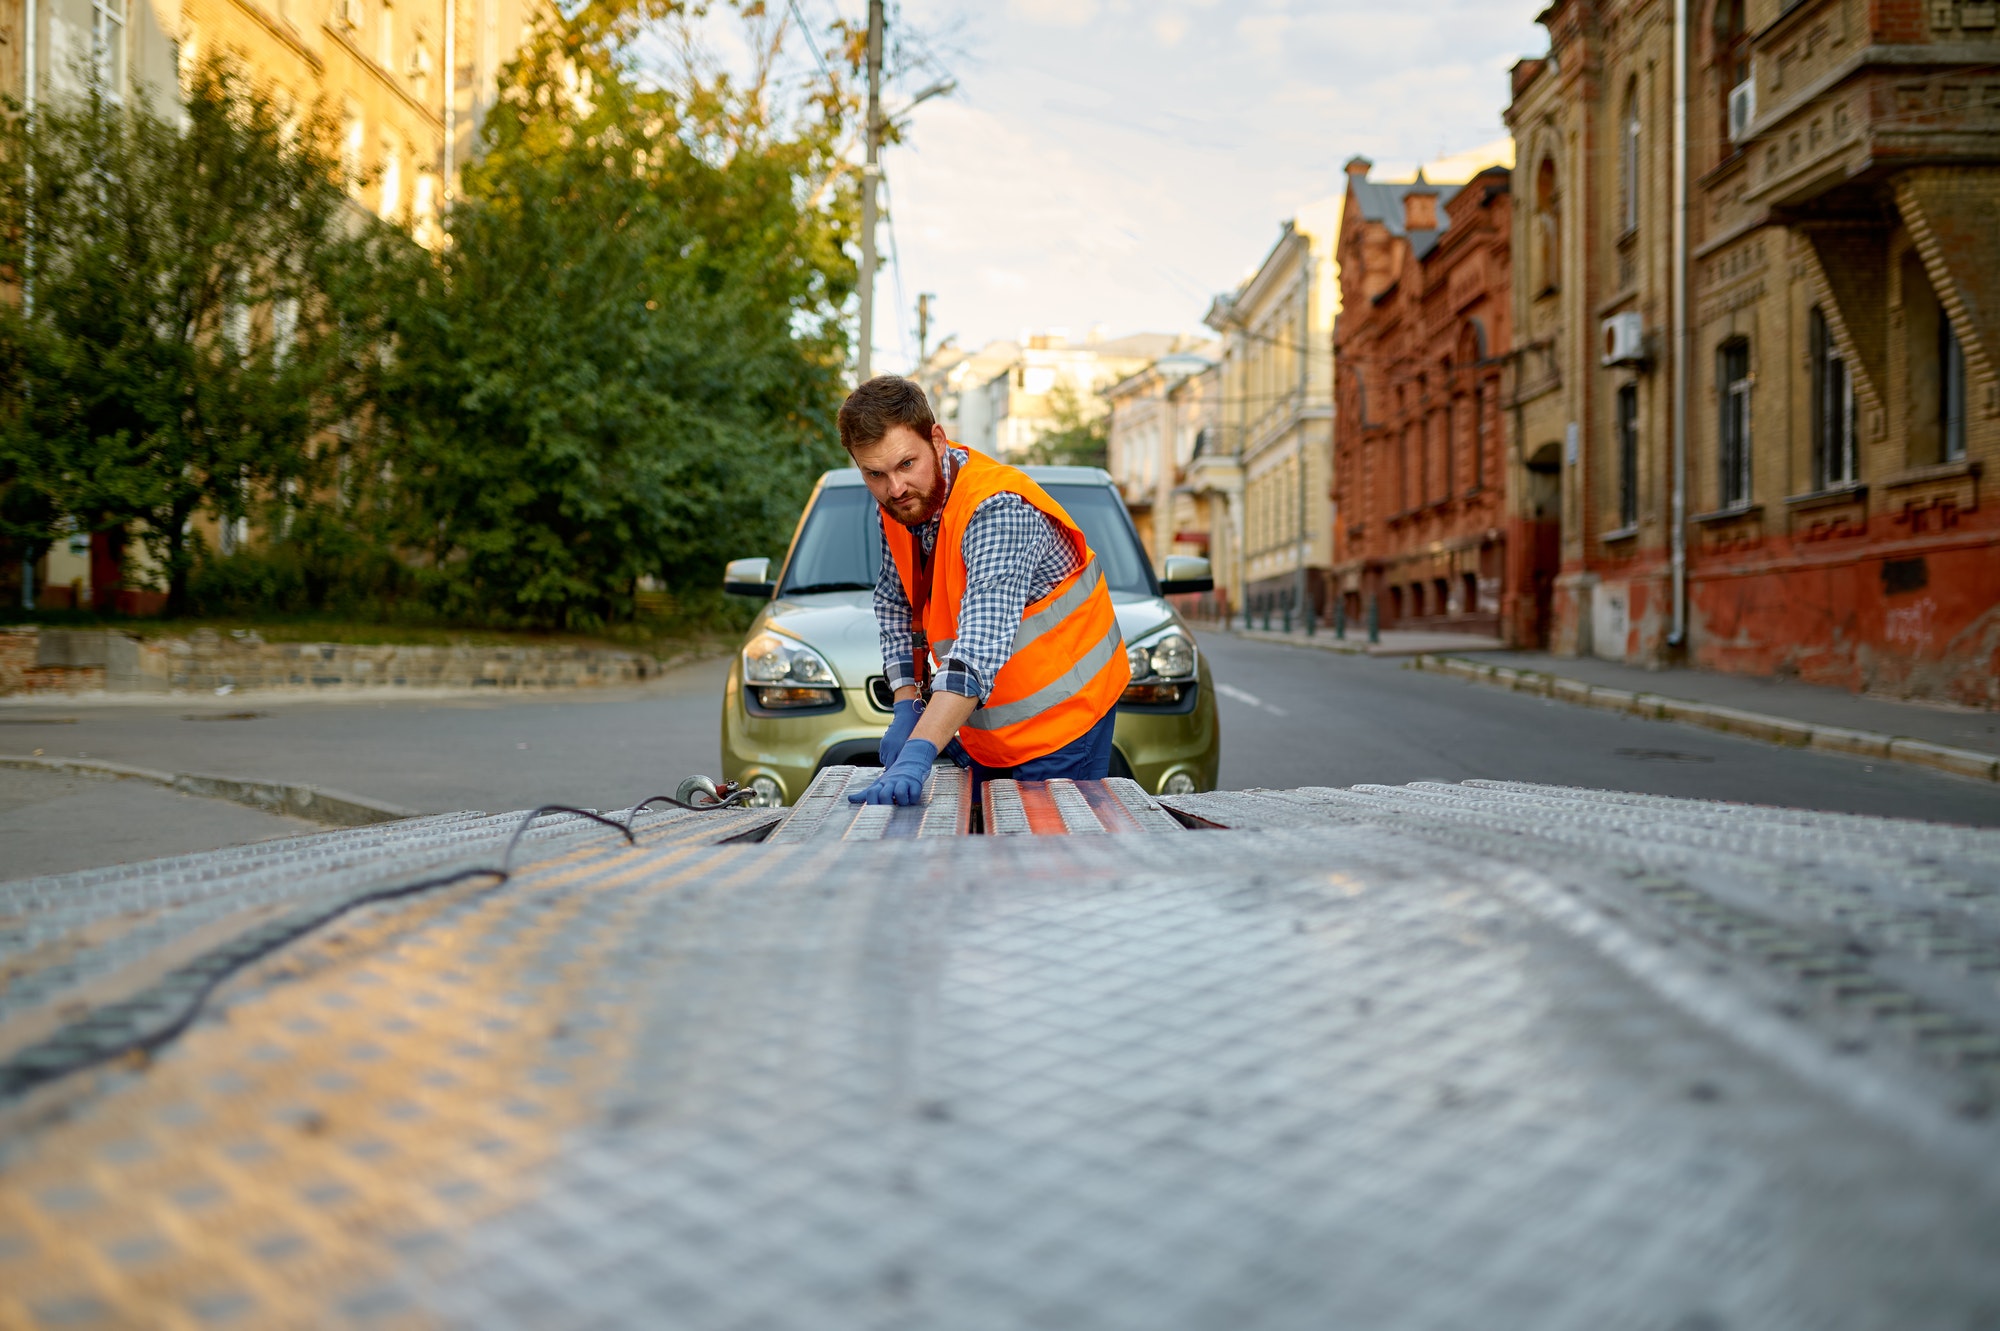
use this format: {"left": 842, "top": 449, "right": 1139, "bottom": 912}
{"left": 755, "top": 591, "right": 1182, "bottom": 687}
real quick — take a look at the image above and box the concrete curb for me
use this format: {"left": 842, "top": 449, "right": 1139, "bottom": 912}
{"left": 0, "top": 753, "right": 421, "bottom": 826}
{"left": 1227, "top": 628, "right": 1507, "bottom": 659}
{"left": 1406, "top": 655, "right": 2000, "bottom": 784}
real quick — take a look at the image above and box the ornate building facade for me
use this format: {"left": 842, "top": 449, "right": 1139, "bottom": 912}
{"left": 1331, "top": 158, "right": 1532, "bottom": 640}
{"left": 1510, "top": 0, "right": 2000, "bottom": 704}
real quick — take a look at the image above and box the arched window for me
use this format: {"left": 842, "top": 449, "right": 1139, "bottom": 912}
{"left": 1620, "top": 81, "right": 1641, "bottom": 234}
{"left": 1535, "top": 156, "right": 1560, "bottom": 296}
{"left": 1713, "top": 0, "right": 1748, "bottom": 161}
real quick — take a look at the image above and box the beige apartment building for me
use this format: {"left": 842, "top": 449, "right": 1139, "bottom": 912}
{"left": 6, "top": 0, "right": 539, "bottom": 606}
{"left": 1205, "top": 198, "right": 1339, "bottom": 618}
{"left": 917, "top": 331, "right": 1185, "bottom": 461}
{"left": 1103, "top": 345, "right": 1224, "bottom": 574}
{"left": 4, "top": 0, "right": 541, "bottom": 234}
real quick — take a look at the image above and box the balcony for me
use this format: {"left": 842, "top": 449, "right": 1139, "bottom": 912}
{"left": 1737, "top": 0, "right": 2000, "bottom": 214}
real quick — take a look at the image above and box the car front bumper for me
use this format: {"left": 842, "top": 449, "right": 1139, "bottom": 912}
{"left": 722, "top": 659, "right": 1221, "bottom": 806}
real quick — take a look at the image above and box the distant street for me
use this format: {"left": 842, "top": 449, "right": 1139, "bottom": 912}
{"left": 4, "top": 632, "right": 1996, "bottom": 849}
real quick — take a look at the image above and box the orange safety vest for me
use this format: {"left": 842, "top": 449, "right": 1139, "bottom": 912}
{"left": 882, "top": 448, "right": 1130, "bottom": 768}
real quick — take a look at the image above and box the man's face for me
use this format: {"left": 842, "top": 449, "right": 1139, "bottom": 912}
{"left": 851, "top": 424, "right": 951, "bottom": 528}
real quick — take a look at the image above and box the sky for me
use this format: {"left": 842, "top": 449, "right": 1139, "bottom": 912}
{"left": 806, "top": 0, "right": 1546, "bottom": 371}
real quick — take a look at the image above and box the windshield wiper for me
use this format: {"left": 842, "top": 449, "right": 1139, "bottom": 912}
{"left": 782, "top": 581, "right": 875, "bottom": 596}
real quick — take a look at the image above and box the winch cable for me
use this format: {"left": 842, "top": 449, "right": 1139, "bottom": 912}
{"left": 0, "top": 781, "right": 753, "bottom": 1102}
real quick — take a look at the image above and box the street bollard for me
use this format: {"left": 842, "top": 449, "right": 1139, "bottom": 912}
{"left": 1367, "top": 594, "right": 1380, "bottom": 645}
{"left": 1283, "top": 600, "right": 1292, "bottom": 634}
{"left": 1262, "top": 596, "right": 1272, "bottom": 632}
{"left": 1334, "top": 597, "right": 1347, "bottom": 640}
{"left": 1304, "top": 595, "right": 1316, "bottom": 637}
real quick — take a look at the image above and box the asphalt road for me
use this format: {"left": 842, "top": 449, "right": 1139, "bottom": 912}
{"left": 2, "top": 630, "right": 1996, "bottom": 862}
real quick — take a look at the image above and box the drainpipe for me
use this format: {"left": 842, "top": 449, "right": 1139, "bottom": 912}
{"left": 23, "top": 0, "right": 37, "bottom": 315}
{"left": 1295, "top": 234, "right": 1311, "bottom": 624}
{"left": 441, "top": 0, "right": 455, "bottom": 204}
{"left": 1669, "top": 0, "right": 1690, "bottom": 648}
{"left": 19, "top": 0, "right": 36, "bottom": 607}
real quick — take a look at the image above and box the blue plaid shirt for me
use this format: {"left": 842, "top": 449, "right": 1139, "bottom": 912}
{"left": 875, "top": 448, "right": 1082, "bottom": 703}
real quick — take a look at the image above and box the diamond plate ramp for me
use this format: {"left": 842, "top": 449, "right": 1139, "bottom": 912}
{"left": 3, "top": 786, "right": 2000, "bottom": 1329}
{"left": 984, "top": 777, "right": 1185, "bottom": 834}
{"left": 766, "top": 763, "right": 973, "bottom": 842}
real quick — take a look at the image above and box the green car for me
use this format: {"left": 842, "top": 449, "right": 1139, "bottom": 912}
{"left": 720, "top": 465, "right": 1221, "bottom": 807}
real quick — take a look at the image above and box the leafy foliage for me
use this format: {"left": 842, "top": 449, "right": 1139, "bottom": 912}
{"left": 1, "top": 0, "right": 862, "bottom": 630}
{"left": 1021, "top": 382, "right": 1111, "bottom": 470}
{"left": 359, "top": 1, "right": 858, "bottom": 628}
{"left": 0, "top": 60, "right": 363, "bottom": 612}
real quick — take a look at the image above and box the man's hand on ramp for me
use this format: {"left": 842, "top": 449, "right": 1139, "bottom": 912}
{"left": 849, "top": 738, "right": 939, "bottom": 805}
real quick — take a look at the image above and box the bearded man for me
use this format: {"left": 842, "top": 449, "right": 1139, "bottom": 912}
{"left": 838, "top": 375, "right": 1130, "bottom": 807}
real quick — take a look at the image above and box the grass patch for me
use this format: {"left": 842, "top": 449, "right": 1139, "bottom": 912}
{"left": 2, "top": 608, "right": 754, "bottom": 659}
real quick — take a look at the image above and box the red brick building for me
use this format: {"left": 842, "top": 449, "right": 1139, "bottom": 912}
{"left": 1508, "top": 0, "right": 2000, "bottom": 705}
{"left": 1332, "top": 159, "right": 1543, "bottom": 640}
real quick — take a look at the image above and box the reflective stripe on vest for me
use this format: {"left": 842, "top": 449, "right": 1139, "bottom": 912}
{"left": 962, "top": 609, "right": 1123, "bottom": 731}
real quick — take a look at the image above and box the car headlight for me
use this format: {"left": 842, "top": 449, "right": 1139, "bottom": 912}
{"left": 1122, "top": 625, "right": 1197, "bottom": 706}
{"left": 743, "top": 632, "right": 839, "bottom": 708}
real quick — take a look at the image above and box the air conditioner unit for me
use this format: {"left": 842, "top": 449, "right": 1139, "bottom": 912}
{"left": 1728, "top": 78, "right": 1756, "bottom": 141}
{"left": 1602, "top": 312, "right": 1647, "bottom": 367}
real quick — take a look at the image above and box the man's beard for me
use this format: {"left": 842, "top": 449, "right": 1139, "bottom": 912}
{"left": 884, "top": 450, "right": 947, "bottom": 528}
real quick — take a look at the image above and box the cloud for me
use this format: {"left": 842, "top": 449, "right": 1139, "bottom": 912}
{"left": 874, "top": 0, "right": 1545, "bottom": 362}
{"left": 1007, "top": 0, "right": 1100, "bottom": 26}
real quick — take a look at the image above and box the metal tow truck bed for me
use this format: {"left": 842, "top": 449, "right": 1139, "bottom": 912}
{"left": 2, "top": 775, "right": 1999, "bottom": 1329}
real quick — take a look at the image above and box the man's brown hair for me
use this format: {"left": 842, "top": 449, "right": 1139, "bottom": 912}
{"left": 838, "top": 375, "right": 936, "bottom": 451}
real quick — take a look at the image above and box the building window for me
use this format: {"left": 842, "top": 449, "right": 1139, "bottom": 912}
{"left": 1472, "top": 382, "right": 1487, "bottom": 490}
{"left": 378, "top": 0, "right": 396, "bottom": 69}
{"left": 1713, "top": 0, "right": 1749, "bottom": 163}
{"left": 1809, "top": 307, "right": 1855, "bottom": 488}
{"left": 92, "top": 0, "right": 127, "bottom": 95}
{"left": 378, "top": 142, "right": 402, "bottom": 220}
{"left": 1616, "top": 383, "right": 1639, "bottom": 527}
{"left": 1620, "top": 81, "right": 1641, "bottom": 235}
{"left": 1718, "top": 340, "right": 1752, "bottom": 508}
{"left": 1941, "top": 315, "right": 1968, "bottom": 463}
{"left": 1535, "top": 157, "right": 1560, "bottom": 296}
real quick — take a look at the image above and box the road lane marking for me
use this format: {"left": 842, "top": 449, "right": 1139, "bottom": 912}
{"left": 1216, "top": 683, "right": 1288, "bottom": 717}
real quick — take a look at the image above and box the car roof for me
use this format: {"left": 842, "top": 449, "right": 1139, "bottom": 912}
{"left": 820, "top": 460, "right": 1115, "bottom": 488}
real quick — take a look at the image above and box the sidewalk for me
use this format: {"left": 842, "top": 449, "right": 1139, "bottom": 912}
{"left": 1225, "top": 624, "right": 1506, "bottom": 657}
{"left": 1458, "top": 650, "right": 2000, "bottom": 758}
{"left": 1416, "top": 651, "right": 2000, "bottom": 783}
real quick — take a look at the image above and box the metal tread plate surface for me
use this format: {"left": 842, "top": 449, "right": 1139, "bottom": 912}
{"left": 2, "top": 784, "right": 1999, "bottom": 1328}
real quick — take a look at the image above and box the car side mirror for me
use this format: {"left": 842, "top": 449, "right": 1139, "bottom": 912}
{"left": 723, "top": 556, "right": 776, "bottom": 598}
{"left": 1160, "top": 555, "right": 1214, "bottom": 595}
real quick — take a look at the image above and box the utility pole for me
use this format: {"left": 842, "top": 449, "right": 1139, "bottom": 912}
{"left": 916, "top": 292, "right": 934, "bottom": 366}
{"left": 1295, "top": 234, "right": 1311, "bottom": 631}
{"left": 856, "top": 0, "right": 885, "bottom": 382}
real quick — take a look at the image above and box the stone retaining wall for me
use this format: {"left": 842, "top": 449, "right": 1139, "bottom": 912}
{"left": 0, "top": 626, "right": 671, "bottom": 696}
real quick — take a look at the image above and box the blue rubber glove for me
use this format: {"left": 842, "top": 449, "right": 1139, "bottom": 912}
{"left": 877, "top": 697, "right": 924, "bottom": 768}
{"left": 849, "top": 738, "right": 938, "bottom": 806}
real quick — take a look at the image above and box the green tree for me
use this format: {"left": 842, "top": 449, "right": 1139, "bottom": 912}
{"left": 0, "top": 60, "right": 362, "bottom": 613}
{"left": 360, "top": 0, "right": 860, "bottom": 628}
{"left": 1022, "top": 382, "right": 1110, "bottom": 470}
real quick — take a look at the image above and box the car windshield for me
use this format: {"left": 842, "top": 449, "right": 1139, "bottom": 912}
{"left": 778, "top": 477, "right": 1156, "bottom": 597}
